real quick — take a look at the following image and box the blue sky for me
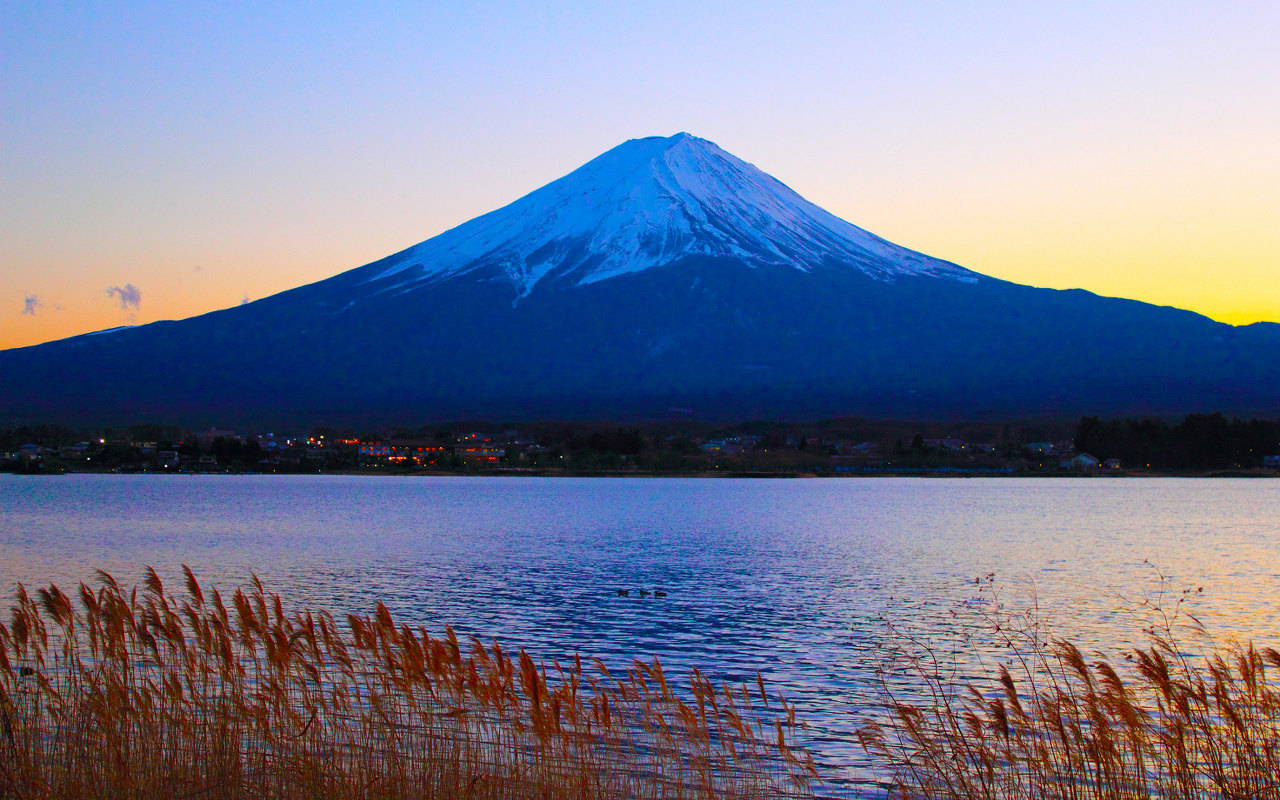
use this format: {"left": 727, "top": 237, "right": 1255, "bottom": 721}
{"left": 4, "top": 1, "right": 1277, "bottom": 347}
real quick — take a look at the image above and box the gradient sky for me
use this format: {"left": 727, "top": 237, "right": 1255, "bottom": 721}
{"left": 3, "top": 1, "right": 1277, "bottom": 350}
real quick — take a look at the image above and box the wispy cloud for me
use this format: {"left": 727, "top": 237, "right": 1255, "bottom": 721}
{"left": 241, "top": 293, "right": 250, "bottom": 305}
{"left": 105, "top": 284, "right": 141, "bottom": 311}
{"left": 21, "top": 294, "right": 42, "bottom": 316}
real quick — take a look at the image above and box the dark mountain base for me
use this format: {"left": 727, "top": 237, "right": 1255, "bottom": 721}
{"left": 3, "top": 258, "right": 1278, "bottom": 429}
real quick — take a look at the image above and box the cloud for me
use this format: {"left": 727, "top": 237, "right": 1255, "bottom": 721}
{"left": 21, "top": 294, "right": 42, "bottom": 316}
{"left": 241, "top": 293, "right": 250, "bottom": 305}
{"left": 105, "top": 284, "right": 141, "bottom": 311}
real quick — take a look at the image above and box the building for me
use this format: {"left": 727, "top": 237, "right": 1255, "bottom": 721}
{"left": 457, "top": 444, "right": 504, "bottom": 464}
{"left": 1069, "top": 453, "right": 1101, "bottom": 473}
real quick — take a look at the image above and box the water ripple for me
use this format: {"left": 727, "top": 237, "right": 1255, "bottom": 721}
{"left": 2, "top": 474, "right": 1279, "bottom": 796}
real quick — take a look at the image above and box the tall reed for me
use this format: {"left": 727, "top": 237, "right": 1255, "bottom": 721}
{"left": 857, "top": 586, "right": 1280, "bottom": 799}
{"left": 0, "top": 567, "right": 817, "bottom": 799}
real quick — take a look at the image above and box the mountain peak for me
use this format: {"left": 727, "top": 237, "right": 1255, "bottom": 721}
{"left": 626, "top": 131, "right": 701, "bottom": 148}
{"left": 365, "top": 134, "right": 978, "bottom": 297}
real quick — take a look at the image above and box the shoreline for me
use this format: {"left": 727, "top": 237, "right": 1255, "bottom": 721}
{"left": 11, "top": 467, "right": 1278, "bottom": 479}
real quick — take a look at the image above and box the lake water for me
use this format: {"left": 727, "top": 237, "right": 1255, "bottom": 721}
{"left": 2, "top": 474, "right": 1278, "bottom": 795}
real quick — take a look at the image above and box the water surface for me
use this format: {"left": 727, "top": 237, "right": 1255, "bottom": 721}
{"left": 2, "top": 475, "right": 1277, "bottom": 794}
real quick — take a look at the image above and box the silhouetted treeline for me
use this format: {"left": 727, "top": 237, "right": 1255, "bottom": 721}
{"left": 0, "top": 424, "right": 89, "bottom": 451}
{"left": 0, "top": 423, "right": 185, "bottom": 451}
{"left": 1074, "top": 413, "right": 1280, "bottom": 470}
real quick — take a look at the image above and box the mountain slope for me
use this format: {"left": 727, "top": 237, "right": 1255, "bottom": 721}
{"left": 2, "top": 134, "right": 1278, "bottom": 428}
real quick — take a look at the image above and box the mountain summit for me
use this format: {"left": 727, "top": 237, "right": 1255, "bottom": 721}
{"left": 358, "top": 133, "right": 976, "bottom": 299}
{"left": 2, "top": 134, "right": 1278, "bottom": 428}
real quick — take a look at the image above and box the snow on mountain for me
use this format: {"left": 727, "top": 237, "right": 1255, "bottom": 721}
{"left": 367, "top": 133, "right": 978, "bottom": 298}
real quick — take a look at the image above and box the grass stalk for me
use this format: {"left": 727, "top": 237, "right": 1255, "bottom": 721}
{"left": 0, "top": 568, "right": 817, "bottom": 800}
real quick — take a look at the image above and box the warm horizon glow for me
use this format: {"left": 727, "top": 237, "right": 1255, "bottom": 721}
{"left": 4, "top": 1, "right": 1277, "bottom": 350}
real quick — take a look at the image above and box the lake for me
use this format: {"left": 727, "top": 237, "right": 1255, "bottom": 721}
{"left": 2, "top": 474, "right": 1278, "bottom": 795}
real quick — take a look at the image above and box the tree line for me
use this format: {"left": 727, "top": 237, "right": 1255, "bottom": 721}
{"left": 1073, "top": 413, "right": 1279, "bottom": 470}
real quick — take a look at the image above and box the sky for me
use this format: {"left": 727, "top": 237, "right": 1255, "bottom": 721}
{"left": 3, "top": 1, "right": 1277, "bottom": 350}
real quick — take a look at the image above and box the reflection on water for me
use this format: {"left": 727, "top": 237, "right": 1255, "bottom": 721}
{"left": 2, "top": 475, "right": 1278, "bottom": 796}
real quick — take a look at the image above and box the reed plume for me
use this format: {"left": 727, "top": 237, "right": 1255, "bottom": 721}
{"left": 858, "top": 597, "right": 1280, "bottom": 799}
{"left": 0, "top": 568, "right": 817, "bottom": 799}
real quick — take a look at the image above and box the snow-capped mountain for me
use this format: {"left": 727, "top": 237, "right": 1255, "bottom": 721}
{"left": 360, "top": 133, "right": 977, "bottom": 298}
{"left": 2, "top": 134, "right": 1278, "bottom": 428}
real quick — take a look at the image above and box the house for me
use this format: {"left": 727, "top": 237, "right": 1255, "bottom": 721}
{"left": 1069, "top": 453, "right": 1101, "bottom": 473}
{"left": 701, "top": 437, "right": 751, "bottom": 455}
{"left": 358, "top": 442, "right": 392, "bottom": 462}
{"left": 457, "top": 445, "right": 504, "bottom": 464}
{"left": 1103, "top": 458, "right": 1122, "bottom": 471}
{"left": 390, "top": 441, "right": 449, "bottom": 465}
{"left": 58, "top": 442, "right": 90, "bottom": 461}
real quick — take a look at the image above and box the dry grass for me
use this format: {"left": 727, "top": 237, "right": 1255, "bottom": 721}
{"left": 858, "top": 585, "right": 1280, "bottom": 799}
{"left": 0, "top": 567, "right": 817, "bottom": 799}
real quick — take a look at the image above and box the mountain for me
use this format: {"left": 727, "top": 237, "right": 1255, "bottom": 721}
{"left": 3, "top": 133, "right": 1279, "bottom": 429}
